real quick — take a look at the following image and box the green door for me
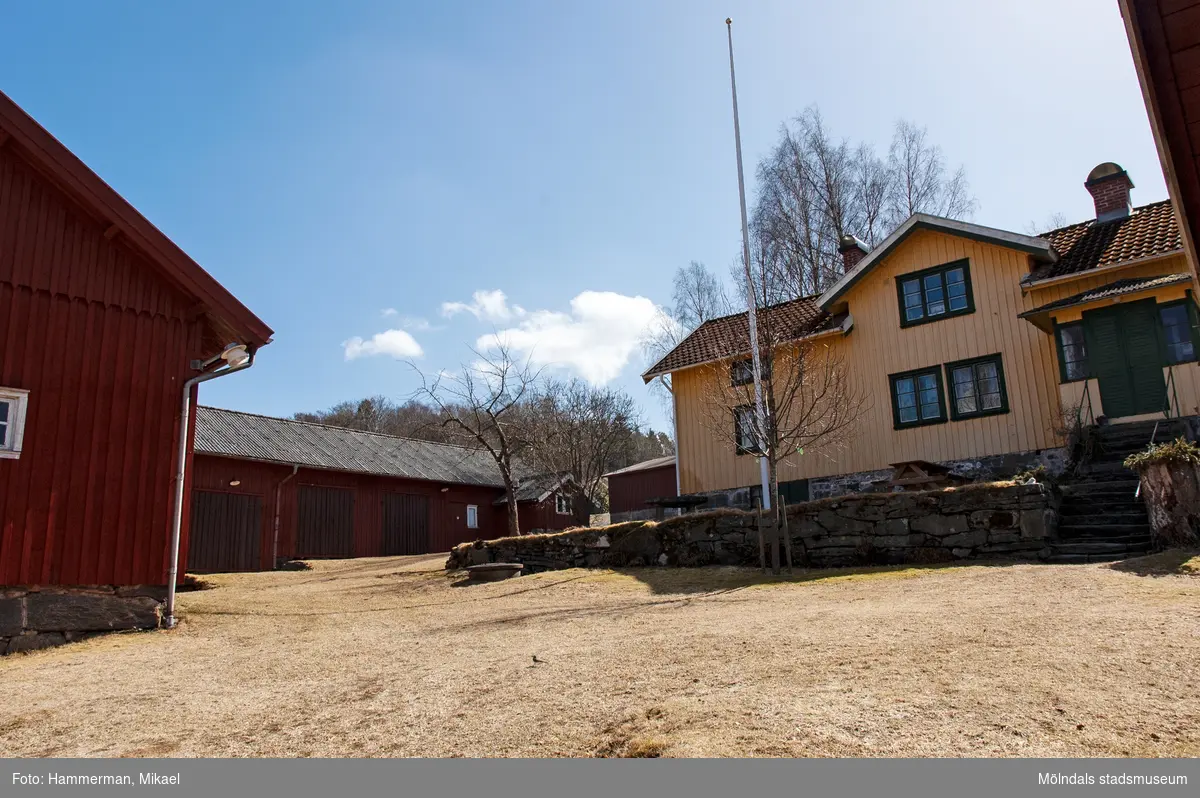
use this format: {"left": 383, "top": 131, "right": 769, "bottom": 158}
{"left": 1081, "top": 300, "right": 1167, "bottom": 418}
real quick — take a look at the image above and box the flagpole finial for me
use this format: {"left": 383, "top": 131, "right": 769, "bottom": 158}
{"left": 725, "top": 17, "right": 732, "bottom": 24}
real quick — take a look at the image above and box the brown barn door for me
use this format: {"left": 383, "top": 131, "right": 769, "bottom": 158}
{"left": 188, "top": 491, "right": 263, "bottom": 573}
{"left": 295, "top": 486, "right": 355, "bottom": 558}
{"left": 382, "top": 493, "right": 430, "bottom": 555}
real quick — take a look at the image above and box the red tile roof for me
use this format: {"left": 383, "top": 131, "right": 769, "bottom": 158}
{"left": 1030, "top": 200, "right": 1182, "bottom": 282}
{"left": 642, "top": 297, "right": 840, "bottom": 380}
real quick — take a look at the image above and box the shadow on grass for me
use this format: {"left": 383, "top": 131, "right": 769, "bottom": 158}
{"left": 1109, "top": 548, "right": 1200, "bottom": 578}
{"left": 604, "top": 559, "right": 1035, "bottom": 595}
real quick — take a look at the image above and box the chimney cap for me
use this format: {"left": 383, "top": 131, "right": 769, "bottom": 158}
{"left": 838, "top": 233, "right": 868, "bottom": 254}
{"left": 1086, "top": 162, "right": 1134, "bottom": 188}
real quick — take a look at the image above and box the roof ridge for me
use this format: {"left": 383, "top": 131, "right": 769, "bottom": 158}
{"left": 197, "top": 405, "right": 490, "bottom": 455}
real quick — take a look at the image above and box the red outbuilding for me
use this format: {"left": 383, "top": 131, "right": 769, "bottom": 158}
{"left": 189, "top": 406, "right": 588, "bottom": 572}
{"left": 0, "top": 90, "right": 271, "bottom": 647}
{"left": 604, "top": 456, "right": 677, "bottom": 522}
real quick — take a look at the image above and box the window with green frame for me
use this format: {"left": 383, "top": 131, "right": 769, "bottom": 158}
{"left": 1159, "top": 299, "right": 1199, "bottom": 365}
{"left": 945, "top": 354, "right": 1009, "bottom": 420}
{"left": 1055, "top": 322, "right": 1089, "bottom": 383}
{"left": 889, "top": 367, "right": 946, "bottom": 428}
{"left": 896, "top": 259, "right": 974, "bottom": 327}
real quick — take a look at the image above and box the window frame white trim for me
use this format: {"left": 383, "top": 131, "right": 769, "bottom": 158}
{"left": 466, "top": 504, "right": 479, "bottom": 529}
{"left": 555, "top": 492, "right": 573, "bottom": 516}
{"left": 0, "top": 387, "right": 30, "bottom": 460}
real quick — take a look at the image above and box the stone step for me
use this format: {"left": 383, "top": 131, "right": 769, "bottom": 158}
{"left": 1051, "top": 544, "right": 1152, "bottom": 556}
{"left": 1047, "top": 551, "right": 1148, "bottom": 564}
{"left": 1060, "top": 480, "right": 1141, "bottom": 496}
{"left": 1055, "top": 531, "right": 1152, "bottom": 545}
{"left": 1056, "top": 511, "right": 1149, "bottom": 525}
{"left": 1057, "top": 522, "right": 1151, "bottom": 535}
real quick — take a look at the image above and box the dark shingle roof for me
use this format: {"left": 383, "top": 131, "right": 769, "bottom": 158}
{"left": 1031, "top": 200, "right": 1182, "bottom": 282}
{"left": 642, "top": 297, "right": 841, "bottom": 380}
{"left": 194, "top": 406, "right": 506, "bottom": 487}
{"left": 603, "top": 455, "right": 676, "bottom": 478}
{"left": 1020, "top": 273, "right": 1192, "bottom": 317}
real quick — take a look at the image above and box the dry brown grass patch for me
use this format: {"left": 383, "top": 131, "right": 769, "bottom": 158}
{"left": 2, "top": 554, "right": 1197, "bottom": 757}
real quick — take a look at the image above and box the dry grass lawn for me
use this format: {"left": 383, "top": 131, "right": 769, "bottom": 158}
{"left": 2, "top": 552, "right": 1199, "bottom": 758}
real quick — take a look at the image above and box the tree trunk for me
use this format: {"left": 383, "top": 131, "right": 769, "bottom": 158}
{"left": 1138, "top": 462, "right": 1200, "bottom": 548}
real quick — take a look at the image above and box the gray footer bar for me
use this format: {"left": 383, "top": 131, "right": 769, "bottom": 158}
{"left": 3, "top": 759, "right": 1195, "bottom": 798}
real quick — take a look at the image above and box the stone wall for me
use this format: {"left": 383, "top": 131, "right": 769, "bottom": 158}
{"left": 0, "top": 586, "right": 164, "bottom": 655}
{"left": 447, "top": 482, "right": 1057, "bottom": 572}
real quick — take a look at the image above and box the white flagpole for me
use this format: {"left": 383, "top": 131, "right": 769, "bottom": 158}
{"left": 725, "top": 18, "right": 772, "bottom": 512}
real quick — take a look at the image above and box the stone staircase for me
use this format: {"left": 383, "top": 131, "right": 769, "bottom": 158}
{"left": 1050, "top": 419, "right": 1186, "bottom": 563}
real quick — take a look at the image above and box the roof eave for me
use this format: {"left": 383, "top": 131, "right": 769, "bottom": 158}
{"left": 0, "top": 90, "right": 274, "bottom": 348}
{"left": 1019, "top": 249, "right": 1186, "bottom": 290}
{"left": 1017, "top": 274, "right": 1194, "bottom": 330}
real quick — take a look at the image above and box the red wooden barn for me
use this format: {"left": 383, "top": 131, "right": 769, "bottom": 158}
{"left": 604, "top": 456, "right": 677, "bottom": 522}
{"left": 0, "top": 90, "right": 272, "bottom": 602}
{"left": 189, "top": 406, "right": 588, "bottom": 572}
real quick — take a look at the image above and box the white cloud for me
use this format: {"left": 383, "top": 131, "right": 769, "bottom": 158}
{"left": 441, "top": 289, "right": 525, "bottom": 323}
{"left": 475, "top": 291, "right": 662, "bottom": 385}
{"left": 343, "top": 329, "right": 424, "bottom": 360}
{"left": 401, "top": 316, "right": 436, "bottom": 332}
{"left": 381, "top": 307, "right": 399, "bottom": 317}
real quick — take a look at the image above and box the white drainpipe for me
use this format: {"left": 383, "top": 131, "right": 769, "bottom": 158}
{"left": 165, "top": 344, "right": 256, "bottom": 627}
{"left": 272, "top": 465, "right": 299, "bottom": 568}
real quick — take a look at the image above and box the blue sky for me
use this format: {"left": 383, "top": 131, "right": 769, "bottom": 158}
{"left": 2, "top": 0, "right": 1166, "bottom": 434}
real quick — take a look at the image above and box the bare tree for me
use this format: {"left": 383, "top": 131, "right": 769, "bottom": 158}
{"left": 411, "top": 343, "right": 540, "bottom": 536}
{"left": 295, "top": 396, "right": 460, "bottom": 443}
{"left": 884, "top": 120, "right": 977, "bottom": 229}
{"left": 1024, "top": 211, "right": 1070, "bottom": 236}
{"left": 748, "top": 108, "right": 977, "bottom": 301}
{"left": 522, "top": 378, "right": 643, "bottom": 513}
{"left": 701, "top": 231, "right": 868, "bottom": 571}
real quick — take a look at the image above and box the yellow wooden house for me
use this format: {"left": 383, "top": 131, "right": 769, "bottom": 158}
{"left": 644, "top": 163, "right": 1196, "bottom": 502}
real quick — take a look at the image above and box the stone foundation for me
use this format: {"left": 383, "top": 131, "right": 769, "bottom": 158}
{"left": 448, "top": 482, "right": 1057, "bottom": 572}
{"left": 0, "top": 585, "right": 164, "bottom": 655}
{"left": 695, "top": 448, "right": 1069, "bottom": 506}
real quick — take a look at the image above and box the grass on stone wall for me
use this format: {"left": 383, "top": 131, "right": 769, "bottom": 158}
{"left": 1124, "top": 437, "right": 1200, "bottom": 471}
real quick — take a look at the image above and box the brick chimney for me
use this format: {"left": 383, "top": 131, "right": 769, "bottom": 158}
{"left": 838, "top": 234, "right": 869, "bottom": 271}
{"left": 1085, "top": 162, "right": 1134, "bottom": 222}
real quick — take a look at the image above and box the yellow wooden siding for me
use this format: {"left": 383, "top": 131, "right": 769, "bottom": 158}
{"left": 675, "top": 229, "right": 1067, "bottom": 494}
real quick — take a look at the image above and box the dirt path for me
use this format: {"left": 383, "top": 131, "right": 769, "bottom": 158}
{"left": 2, "top": 554, "right": 1198, "bottom": 757}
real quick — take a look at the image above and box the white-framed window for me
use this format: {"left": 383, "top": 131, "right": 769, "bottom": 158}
{"left": 555, "top": 492, "right": 573, "bottom": 515}
{"left": 0, "top": 388, "right": 30, "bottom": 460}
{"left": 466, "top": 505, "right": 478, "bottom": 529}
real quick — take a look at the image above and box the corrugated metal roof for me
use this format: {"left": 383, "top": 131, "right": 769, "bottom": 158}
{"left": 195, "top": 406, "right": 506, "bottom": 487}
{"left": 603, "top": 455, "right": 676, "bottom": 478}
{"left": 492, "top": 472, "right": 572, "bottom": 505}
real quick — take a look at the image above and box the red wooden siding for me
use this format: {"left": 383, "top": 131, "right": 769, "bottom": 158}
{"left": 190, "top": 454, "right": 512, "bottom": 569}
{"left": 0, "top": 146, "right": 207, "bottom": 587}
{"left": 517, "top": 490, "right": 587, "bottom": 533}
{"left": 608, "top": 464, "right": 677, "bottom": 514}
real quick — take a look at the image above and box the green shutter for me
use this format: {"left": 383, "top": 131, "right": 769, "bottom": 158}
{"left": 1121, "top": 301, "right": 1167, "bottom": 414}
{"left": 1083, "top": 307, "right": 1135, "bottom": 418}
